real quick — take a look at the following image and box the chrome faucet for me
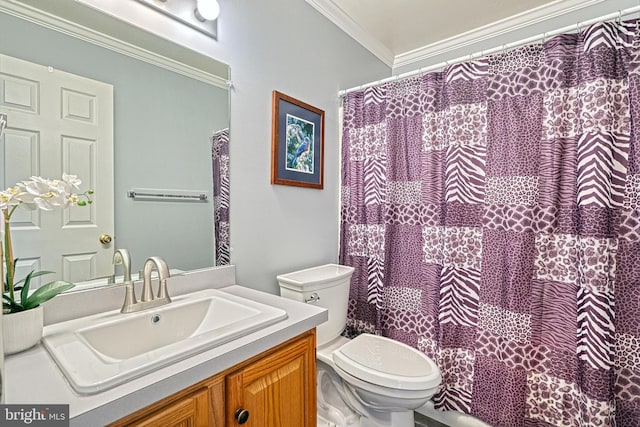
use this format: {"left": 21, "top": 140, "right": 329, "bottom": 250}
{"left": 112, "top": 249, "right": 132, "bottom": 282}
{"left": 121, "top": 256, "right": 171, "bottom": 313}
{"left": 141, "top": 256, "right": 170, "bottom": 302}
{"left": 115, "top": 248, "right": 137, "bottom": 313}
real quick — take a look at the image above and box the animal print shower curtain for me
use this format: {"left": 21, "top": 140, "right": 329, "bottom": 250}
{"left": 339, "top": 19, "right": 640, "bottom": 427}
{"left": 212, "top": 129, "right": 230, "bottom": 266}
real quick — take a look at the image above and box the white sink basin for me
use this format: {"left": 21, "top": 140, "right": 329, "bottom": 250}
{"left": 42, "top": 289, "right": 287, "bottom": 394}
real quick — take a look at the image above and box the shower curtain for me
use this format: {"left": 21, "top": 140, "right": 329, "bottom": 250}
{"left": 340, "top": 19, "right": 640, "bottom": 427}
{"left": 212, "top": 129, "right": 230, "bottom": 266}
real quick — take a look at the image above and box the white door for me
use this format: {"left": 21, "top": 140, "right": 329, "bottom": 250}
{"left": 0, "top": 53, "right": 114, "bottom": 287}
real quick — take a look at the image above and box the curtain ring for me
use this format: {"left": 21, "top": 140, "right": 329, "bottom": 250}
{"left": 618, "top": 10, "right": 623, "bottom": 25}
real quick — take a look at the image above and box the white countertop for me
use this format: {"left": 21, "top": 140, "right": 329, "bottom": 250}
{"left": 3, "top": 267, "right": 327, "bottom": 426}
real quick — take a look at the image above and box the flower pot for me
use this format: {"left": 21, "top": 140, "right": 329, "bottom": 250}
{"left": 2, "top": 305, "right": 43, "bottom": 355}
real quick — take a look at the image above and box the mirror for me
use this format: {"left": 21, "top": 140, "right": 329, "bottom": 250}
{"left": 0, "top": 3, "right": 230, "bottom": 289}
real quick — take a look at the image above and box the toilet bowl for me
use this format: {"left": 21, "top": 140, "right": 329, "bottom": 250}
{"left": 278, "top": 264, "right": 442, "bottom": 427}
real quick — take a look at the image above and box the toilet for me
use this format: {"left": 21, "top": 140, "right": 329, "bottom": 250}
{"left": 278, "top": 264, "right": 442, "bottom": 427}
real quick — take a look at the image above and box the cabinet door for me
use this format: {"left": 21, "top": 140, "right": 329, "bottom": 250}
{"left": 226, "top": 333, "right": 316, "bottom": 427}
{"left": 111, "top": 388, "right": 209, "bottom": 427}
{"left": 207, "top": 375, "right": 226, "bottom": 427}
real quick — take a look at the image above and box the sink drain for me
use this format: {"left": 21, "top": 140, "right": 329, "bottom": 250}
{"left": 150, "top": 314, "right": 161, "bottom": 324}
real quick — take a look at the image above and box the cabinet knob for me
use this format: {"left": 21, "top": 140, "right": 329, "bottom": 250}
{"left": 234, "top": 408, "right": 249, "bottom": 424}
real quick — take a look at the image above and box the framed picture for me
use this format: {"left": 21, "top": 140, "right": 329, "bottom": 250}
{"left": 271, "top": 91, "right": 324, "bottom": 189}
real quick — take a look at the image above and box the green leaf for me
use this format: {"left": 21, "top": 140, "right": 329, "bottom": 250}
{"left": 20, "top": 270, "right": 33, "bottom": 305}
{"left": 23, "top": 281, "right": 74, "bottom": 309}
{"left": 2, "top": 294, "right": 23, "bottom": 312}
{"left": 13, "top": 270, "right": 55, "bottom": 288}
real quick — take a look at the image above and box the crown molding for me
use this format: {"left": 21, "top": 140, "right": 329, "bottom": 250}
{"left": 305, "top": 0, "right": 611, "bottom": 71}
{"left": 305, "top": 0, "right": 395, "bottom": 67}
{"left": 393, "top": 0, "right": 607, "bottom": 69}
{"left": 0, "top": 0, "right": 229, "bottom": 89}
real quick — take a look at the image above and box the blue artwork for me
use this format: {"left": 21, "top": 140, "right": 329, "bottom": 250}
{"left": 285, "top": 114, "right": 314, "bottom": 173}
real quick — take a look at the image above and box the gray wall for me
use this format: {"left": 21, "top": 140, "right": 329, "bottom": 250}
{"left": 81, "top": 0, "right": 393, "bottom": 292}
{"left": 215, "top": 1, "right": 391, "bottom": 292}
{"left": 0, "top": 12, "right": 229, "bottom": 274}
{"left": 1, "top": 1, "right": 391, "bottom": 291}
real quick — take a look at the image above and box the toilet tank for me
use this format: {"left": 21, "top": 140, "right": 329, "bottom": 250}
{"left": 277, "top": 264, "right": 354, "bottom": 346}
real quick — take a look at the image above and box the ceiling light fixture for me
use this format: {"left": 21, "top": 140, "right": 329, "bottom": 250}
{"left": 135, "top": 0, "right": 218, "bottom": 39}
{"left": 195, "top": 0, "right": 220, "bottom": 21}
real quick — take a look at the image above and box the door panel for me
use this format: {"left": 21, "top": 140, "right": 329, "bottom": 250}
{"left": 0, "top": 53, "right": 114, "bottom": 286}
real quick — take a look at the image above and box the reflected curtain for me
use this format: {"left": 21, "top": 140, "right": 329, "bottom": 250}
{"left": 212, "top": 129, "right": 230, "bottom": 266}
{"left": 340, "top": 19, "right": 640, "bottom": 427}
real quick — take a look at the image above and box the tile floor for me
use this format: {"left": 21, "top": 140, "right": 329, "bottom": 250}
{"left": 415, "top": 412, "right": 450, "bottom": 427}
{"left": 319, "top": 410, "right": 452, "bottom": 426}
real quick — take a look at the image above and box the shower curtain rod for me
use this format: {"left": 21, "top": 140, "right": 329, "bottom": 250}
{"left": 212, "top": 127, "right": 229, "bottom": 137}
{"left": 338, "top": 5, "right": 640, "bottom": 97}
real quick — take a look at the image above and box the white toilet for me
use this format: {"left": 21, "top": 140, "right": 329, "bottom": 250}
{"left": 278, "top": 264, "right": 442, "bottom": 427}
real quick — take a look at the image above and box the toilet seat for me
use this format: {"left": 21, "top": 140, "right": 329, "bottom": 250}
{"left": 332, "top": 333, "right": 440, "bottom": 391}
{"left": 317, "top": 335, "right": 351, "bottom": 365}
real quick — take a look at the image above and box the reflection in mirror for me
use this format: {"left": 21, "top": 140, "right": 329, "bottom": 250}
{"left": 0, "top": 4, "right": 230, "bottom": 290}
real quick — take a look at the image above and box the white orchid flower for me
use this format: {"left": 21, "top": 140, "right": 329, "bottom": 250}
{"left": 50, "top": 174, "right": 81, "bottom": 196}
{"left": 21, "top": 177, "right": 65, "bottom": 210}
{"left": 0, "top": 186, "right": 26, "bottom": 210}
{"left": 62, "top": 173, "right": 82, "bottom": 190}
{"left": 2, "top": 174, "right": 89, "bottom": 314}
{"left": 67, "top": 194, "right": 79, "bottom": 205}
{"left": 31, "top": 191, "right": 59, "bottom": 210}
{"left": 2, "top": 174, "right": 89, "bottom": 213}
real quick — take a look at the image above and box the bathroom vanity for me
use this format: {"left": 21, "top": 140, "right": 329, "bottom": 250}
{"left": 3, "top": 266, "right": 326, "bottom": 426}
{"left": 109, "top": 330, "right": 315, "bottom": 426}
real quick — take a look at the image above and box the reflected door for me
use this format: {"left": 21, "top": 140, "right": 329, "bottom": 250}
{"left": 0, "top": 53, "right": 114, "bottom": 286}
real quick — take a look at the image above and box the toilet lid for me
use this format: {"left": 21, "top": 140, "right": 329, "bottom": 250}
{"left": 332, "top": 334, "right": 441, "bottom": 391}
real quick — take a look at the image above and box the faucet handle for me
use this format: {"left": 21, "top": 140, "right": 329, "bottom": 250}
{"left": 121, "top": 281, "right": 138, "bottom": 313}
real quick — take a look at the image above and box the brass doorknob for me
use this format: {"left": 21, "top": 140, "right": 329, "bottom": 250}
{"left": 99, "top": 233, "right": 113, "bottom": 244}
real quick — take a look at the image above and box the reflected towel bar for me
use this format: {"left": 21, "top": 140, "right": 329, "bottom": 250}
{"left": 127, "top": 190, "right": 208, "bottom": 201}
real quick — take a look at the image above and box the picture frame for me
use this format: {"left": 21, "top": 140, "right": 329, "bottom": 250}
{"left": 271, "top": 91, "right": 324, "bottom": 189}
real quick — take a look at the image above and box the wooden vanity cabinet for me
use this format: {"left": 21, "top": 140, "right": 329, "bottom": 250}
{"left": 124, "top": 387, "right": 211, "bottom": 427}
{"left": 108, "top": 330, "right": 316, "bottom": 427}
{"left": 226, "top": 328, "right": 316, "bottom": 426}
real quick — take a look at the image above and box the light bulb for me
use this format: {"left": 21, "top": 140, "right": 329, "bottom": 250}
{"left": 196, "top": 0, "right": 220, "bottom": 21}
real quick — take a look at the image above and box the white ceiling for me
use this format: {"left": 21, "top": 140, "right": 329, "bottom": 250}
{"left": 334, "top": 0, "right": 556, "bottom": 55}
{"left": 305, "top": 0, "right": 619, "bottom": 68}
